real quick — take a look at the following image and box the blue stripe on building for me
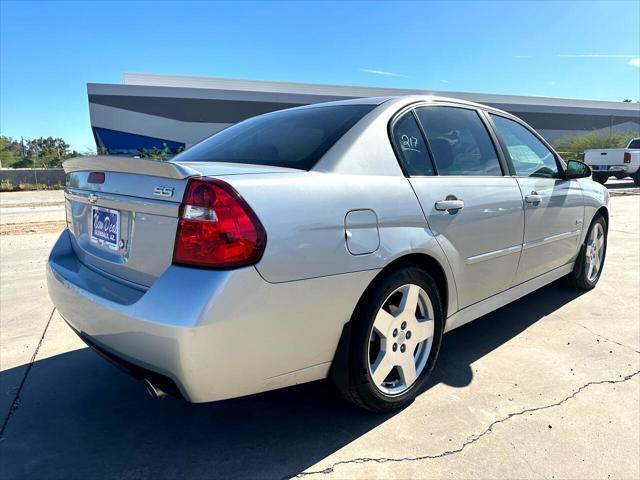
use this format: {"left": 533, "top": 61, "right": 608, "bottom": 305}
{"left": 93, "top": 127, "right": 185, "bottom": 153}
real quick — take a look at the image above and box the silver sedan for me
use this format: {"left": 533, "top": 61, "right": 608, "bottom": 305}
{"left": 47, "top": 96, "right": 609, "bottom": 412}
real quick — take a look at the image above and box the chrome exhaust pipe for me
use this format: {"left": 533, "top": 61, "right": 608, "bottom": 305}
{"left": 144, "top": 378, "right": 167, "bottom": 400}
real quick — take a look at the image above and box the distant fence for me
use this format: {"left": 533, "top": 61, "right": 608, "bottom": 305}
{"left": 0, "top": 168, "right": 66, "bottom": 186}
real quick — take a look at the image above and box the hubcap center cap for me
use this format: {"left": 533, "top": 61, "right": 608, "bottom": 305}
{"left": 397, "top": 330, "right": 406, "bottom": 343}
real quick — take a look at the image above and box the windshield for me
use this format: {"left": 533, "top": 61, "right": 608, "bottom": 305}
{"left": 628, "top": 139, "right": 640, "bottom": 149}
{"left": 173, "top": 104, "right": 375, "bottom": 170}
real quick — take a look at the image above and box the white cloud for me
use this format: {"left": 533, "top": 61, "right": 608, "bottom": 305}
{"left": 514, "top": 55, "right": 532, "bottom": 58}
{"left": 556, "top": 54, "right": 635, "bottom": 58}
{"left": 359, "top": 68, "right": 410, "bottom": 78}
{"left": 440, "top": 79, "right": 450, "bottom": 84}
{"left": 629, "top": 58, "right": 640, "bottom": 67}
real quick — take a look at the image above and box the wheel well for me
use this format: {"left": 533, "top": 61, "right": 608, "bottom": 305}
{"left": 379, "top": 254, "right": 449, "bottom": 319}
{"left": 595, "top": 206, "right": 609, "bottom": 231}
{"left": 328, "top": 252, "right": 450, "bottom": 392}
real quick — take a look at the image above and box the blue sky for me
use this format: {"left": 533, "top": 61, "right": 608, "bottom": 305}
{"left": 1, "top": 0, "right": 639, "bottom": 151}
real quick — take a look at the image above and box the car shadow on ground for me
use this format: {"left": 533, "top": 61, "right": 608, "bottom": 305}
{"left": 605, "top": 180, "right": 637, "bottom": 190}
{"left": 0, "top": 280, "right": 585, "bottom": 480}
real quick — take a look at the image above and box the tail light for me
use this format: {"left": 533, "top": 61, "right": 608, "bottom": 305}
{"left": 624, "top": 152, "right": 631, "bottom": 163}
{"left": 173, "top": 178, "right": 266, "bottom": 268}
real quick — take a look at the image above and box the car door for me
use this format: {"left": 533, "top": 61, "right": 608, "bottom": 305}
{"left": 488, "top": 113, "right": 584, "bottom": 284}
{"left": 391, "top": 105, "right": 525, "bottom": 309}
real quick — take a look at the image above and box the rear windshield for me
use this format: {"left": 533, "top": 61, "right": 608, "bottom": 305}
{"left": 628, "top": 139, "right": 640, "bottom": 149}
{"left": 173, "top": 104, "right": 375, "bottom": 170}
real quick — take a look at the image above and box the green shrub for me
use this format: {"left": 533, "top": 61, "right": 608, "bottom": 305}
{"left": 18, "top": 183, "right": 46, "bottom": 191}
{"left": 554, "top": 131, "right": 640, "bottom": 160}
{"left": 0, "top": 182, "right": 65, "bottom": 192}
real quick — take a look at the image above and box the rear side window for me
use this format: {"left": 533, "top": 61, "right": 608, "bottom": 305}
{"left": 391, "top": 112, "right": 434, "bottom": 176}
{"left": 490, "top": 114, "right": 558, "bottom": 178}
{"left": 628, "top": 139, "right": 640, "bottom": 149}
{"left": 415, "top": 107, "right": 502, "bottom": 176}
{"left": 173, "top": 104, "right": 375, "bottom": 170}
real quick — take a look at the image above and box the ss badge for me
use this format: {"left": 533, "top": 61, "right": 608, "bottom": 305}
{"left": 153, "top": 186, "right": 174, "bottom": 198}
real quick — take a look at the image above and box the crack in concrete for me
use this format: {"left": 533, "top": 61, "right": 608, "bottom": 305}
{"left": 0, "top": 307, "right": 56, "bottom": 440}
{"left": 287, "top": 370, "right": 640, "bottom": 479}
{"left": 572, "top": 322, "right": 640, "bottom": 354}
{"left": 556, "top": 314, "right": 640, "bottom": 354}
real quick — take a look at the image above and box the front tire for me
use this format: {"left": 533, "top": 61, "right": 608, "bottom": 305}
{"left": 340, "top": 267, "right": 444, "bottom": 412}
{"left": 634, "top": 170, "right": 640, "bottom": 187}
{"left": 567, "top": 214, "right": 607, "bottom": 290}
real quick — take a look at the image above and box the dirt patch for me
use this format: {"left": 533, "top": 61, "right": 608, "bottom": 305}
{"left": 0, "top": 221, "right": 66, "bottom": 235}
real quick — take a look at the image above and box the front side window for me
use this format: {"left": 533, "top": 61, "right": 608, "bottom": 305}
{"left": 490, "top": 114, "right": 558, "bottom": 178}
{"left": 415, "top": 106, "right": 502, "bottom": 176}
{"left": 391, "top": 112, "right": 434, "bottom": 176}
{"left": 173, "top": 104, "right": 375, "bottom": 170}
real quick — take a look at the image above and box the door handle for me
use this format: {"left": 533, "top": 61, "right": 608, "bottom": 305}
{"left": 435, "top": 199, "right": 464, "bottom": 213}
{"left": 525, "top": 192, "right": 542, "bottom": 205}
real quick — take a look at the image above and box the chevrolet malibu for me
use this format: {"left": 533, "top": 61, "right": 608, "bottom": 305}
{"left": 47, "top": 96, "right": 608, "bottom": 412}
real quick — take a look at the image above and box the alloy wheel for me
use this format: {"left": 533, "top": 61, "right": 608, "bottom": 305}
{"left": 367, "top": 284, "right": 435, "bottom": 396}
{"left": 585, "top": 223, "right": 605, "bottom": 283}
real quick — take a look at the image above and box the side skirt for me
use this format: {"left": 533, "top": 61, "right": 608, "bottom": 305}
{"left": 444, "top": 263, "right": 574, "bottom": 333}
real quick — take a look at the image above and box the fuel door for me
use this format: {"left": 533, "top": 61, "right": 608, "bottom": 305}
{"left": 344, "top": 209, "right": 379, "bottom": 255}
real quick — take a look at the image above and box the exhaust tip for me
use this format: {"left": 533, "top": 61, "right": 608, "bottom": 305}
{"left": 144, "top": 378, "right": 167, "bottom": 400}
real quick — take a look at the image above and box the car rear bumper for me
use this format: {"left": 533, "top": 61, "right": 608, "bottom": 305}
{"left": 590, "top": 165, "right": 627, "bottom": 173}
{"left": 47, "top": 229, "right": 377, "bottom": 402}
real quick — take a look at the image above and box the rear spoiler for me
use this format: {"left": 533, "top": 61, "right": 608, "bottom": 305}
{"left": 62, "top": 156, "right": 199, "bottom": 180}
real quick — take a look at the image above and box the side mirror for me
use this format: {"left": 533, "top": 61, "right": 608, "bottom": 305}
{"left": 565, "top": 160, "right": 592, "bottom": 180}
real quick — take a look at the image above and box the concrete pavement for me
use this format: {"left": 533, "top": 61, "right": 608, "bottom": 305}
{"left": 0, "top": 189, "right": 638, "bottom": 479}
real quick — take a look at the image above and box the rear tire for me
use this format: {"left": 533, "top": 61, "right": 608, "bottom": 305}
{"left": 593, "top": 173, "right": 608, "bottom": 185}
{"left": 614, "top": 173, "right": 626, "bottom": 180}
{"left": 339, "top": 266, "right": 444, "bottom": 412}
{"left": 634, "top": 170, "right": 640, "bottom": 187}
{"left": 566, "top": 214, "right": 607, "bottom": 290}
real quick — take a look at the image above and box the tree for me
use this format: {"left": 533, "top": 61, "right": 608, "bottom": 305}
{"left": 24, "top": 137, "right": 78, "bottom": 167}
{"left": 0, "top": 135, "right": 24, "bottom": 168}
{"left": 0, "top": 135, "right": 80, "bottom": 168}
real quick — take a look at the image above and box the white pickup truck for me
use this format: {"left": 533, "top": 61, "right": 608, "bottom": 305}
{"left": 584, "top": 137, "right": 640, "bottom": 185}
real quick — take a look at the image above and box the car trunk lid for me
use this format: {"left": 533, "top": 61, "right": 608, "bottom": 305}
{"left": 63, "top": 156, "right": 298, "bottom": 287}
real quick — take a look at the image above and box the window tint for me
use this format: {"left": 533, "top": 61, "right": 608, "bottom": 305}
{"left": 391, "top": 112, "right": 434, "bottom": 176}
{"left": 628, "top": 138, "right": 640, "bottom": 149}
{"left": 490, "top": 114, "right": 558, "bottom": 178}
{"left": 415, "top": 107, "right": 502, "bottom": 176}
{"left": 173, "top": 104, "right": 375, "bottom": 170}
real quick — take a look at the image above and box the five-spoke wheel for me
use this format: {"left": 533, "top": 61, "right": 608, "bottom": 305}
{"left": 567, "top": 214, "right": 607, "bottom": 290}
{"left": 585, "top": 222, "right": 605, "bottom": 283}
{"left": 338, "top": 266, "right": 444, "bottom": 412}
{"left": 368, "top": 284, "right": 435, "bottom": 395}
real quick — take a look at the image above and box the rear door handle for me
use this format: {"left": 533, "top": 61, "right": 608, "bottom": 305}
{"left": 435, "top": 199, "right": 465, "bottom": 212}
{"left": 525, "top": 193, "right": 542, "bottom": 205}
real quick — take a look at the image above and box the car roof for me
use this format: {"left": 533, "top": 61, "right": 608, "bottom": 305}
{"left": 294, "top": 95, "right": 510, "bottom": 115}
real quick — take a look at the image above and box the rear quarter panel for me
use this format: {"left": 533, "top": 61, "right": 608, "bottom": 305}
{"left": 224, "top": 172, "right": 458, "bottom": 314}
